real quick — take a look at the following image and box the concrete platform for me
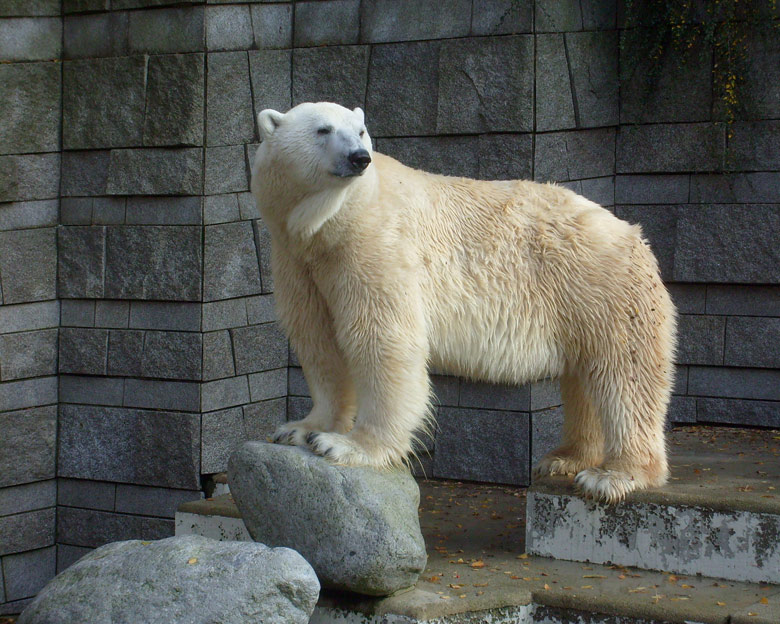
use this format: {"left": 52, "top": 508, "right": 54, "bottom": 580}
{"left": 176, "top": 426, "right": 780, "bottom": 623}
{"left": 527, "top": 427, "right": 780, "bottom": 584}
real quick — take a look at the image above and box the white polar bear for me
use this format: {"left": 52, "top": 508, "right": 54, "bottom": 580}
{"left": 251, "top": 102, "right": 677, "bottom": 503}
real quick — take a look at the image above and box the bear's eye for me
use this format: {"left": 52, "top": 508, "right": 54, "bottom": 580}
{"left": 359, "top": 129, "right": 365, "bottom": 137}
{"left": 317, "top": 126, "right": 332, "bottom": 135}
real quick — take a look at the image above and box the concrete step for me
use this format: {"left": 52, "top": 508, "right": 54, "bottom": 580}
{"left": 526, "top": 427, "right": 780, "bottom": 584}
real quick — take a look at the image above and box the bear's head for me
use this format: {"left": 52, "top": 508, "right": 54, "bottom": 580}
{"left": 256, "top": 102, "right": 372, "bottom": 188}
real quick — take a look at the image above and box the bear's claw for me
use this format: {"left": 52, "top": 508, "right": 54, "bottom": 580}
{"left": 573, "top": 467, "right": 637, "bottom": 504}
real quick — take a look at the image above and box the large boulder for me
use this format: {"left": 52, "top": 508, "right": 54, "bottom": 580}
{"left": 18, "top": 535, "right": 319, "bottom": 624}
{"left": 228, "top": 441, "right": 427, "bottom": 596}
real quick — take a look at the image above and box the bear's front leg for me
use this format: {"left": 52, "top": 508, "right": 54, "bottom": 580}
{"left": 304, "top": 269, "right": 431, "bottom": 469}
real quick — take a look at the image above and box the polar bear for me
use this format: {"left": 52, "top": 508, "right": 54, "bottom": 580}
{"left": 250, "top": 102, "right": 676, "bottom": 503}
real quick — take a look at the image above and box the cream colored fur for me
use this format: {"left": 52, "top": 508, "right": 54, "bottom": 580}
{"left": 251, "top": 102, "right": 677, "bottom": 503}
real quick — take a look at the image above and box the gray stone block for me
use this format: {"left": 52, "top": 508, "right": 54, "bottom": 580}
{"left": 58, "top": 405, "right": 200, "bottom": 489}
{"left": 688, "top": 366, "right": 780, "bottom": 401}
{"left": 673, "top": 365, "right": 688, "bottom": 395}
{"left": 535, "top": 34, "right": 576, "bottom": 132}
{"left": 0, "top": 481, "right": 54, "bottom": 525}
{"left": 690, "top": 172, "right": 780, "bottom": 204}
{"left": 245, "top": 294, "right": 275, "bottom": 325}
{"left": 287, "top": 396, "right": 313, "bottom": 421}
{"left": 667, "top": 395, "right": 696, "bottom": 424}
{"left": 0, "top": 508, "right": 54, "bottom": 556}
{"left": 438, "top": 36, "right": 533, "bottom": 134}
{"left": 676, "top": 314, "right": 725, "bottom": 366}
{"left": 92, "top": 198, "right": 126, "bottom": 225}
{"left": 475, "top": 133, "right": 532, "bottom": 180}
{"left": 105, "top": 226, "right": 202, "bottom": 300}
{"left": 535, "top": 128, "right": 615, "bottom": 182}
{"left": 530, "top": 379, "right": 562, "bottom": 410}
{"left": 620, "top": 33, "right": 712, "bottom": 124}
{"left": 294, "top": 0, "right": 357, "bottom": 47}
{"left": 697, "top": 398, "right": 779, "bottom": 428}
{"left": 566, "top": 31, "right": 618, "bottom": 128}
{"left": 0, "top": 62, "right": 60, "bottom": 155}
{"left": 0, "top": 153, "right": 60, "bottom": 202}
{"left": 0, "top": 328, "right": 57, "bottom": 381}
{"left": 122, "top": 379, "right": 200, "bottom": 413}
{"left": 144, "top": 53, "right": 205, "bottom": 147}
{"left": 58, "top": 479, "right": 116, "bottom": 512}
{"left": 360, "top": 0, "right": 471, "bottom": 42}
{"left": 230, "top": 323, "right": 288, "bottom": 375}
{"left": 616, "top": 123, "right": 724, "bottom": 174}
{"left": 614, "top": 205, "right": 677, "bottom": 280}
{"left": 204, "top": 193, "right": 240, "bottom": 224}
{"left": 57, "top": 545, "right": 93, "bottom": 574}
{"left": 0, "top": 301, "right": 58, "bottom": 335}
{"left": 3, "top": 546, "right": 55, "bottom": 601}
{"left": 581, "top": 0, "right": 616, "bottom": 29}
{"left": 292, "top": 45, "right": 370, "bottom": 110}
{"left": 95, "top": 301, "right": 130, "bottom": 329}
{"left": 63, "top": 57, "right": 146, "bottom": 150}
{"left": 377, "top": 136, "right": 479, "bottom": 178}
{"left": 59, "top": 375, "right": 124, "bottom": 407}
{"left": 286, "top": 367, "right": 308, "bottom": 397}
{"left": 530, "top": 406, "right": 564, "bottom": 467}
{"left": 667, "top": 283, "right": 706, "bottom": 314}
{"left": 106, "top": 148, "right": 203, "bottom": 195}
{"left": 243, "top": 398, "right": 287, "bottom": 441}
{"left": 201, "top": 406, "right": 244, "bottom": 473}
{"left": 614, "top": 175, "right": 690, "bottom": 204}
{"left": 706, "top": 285, "right": 780, "bottom": 317}
{"left": 206, "top": 4, "right": 253, "bottom": 51}
{"left": 430, "top": 374, "right": 458, "bottom": 407}
{"left": 0, "top": 376, "right": 57, "bottom": 413}
{"left": 725, "top": 317, "right": 780, "bottom": 369}
{"left": 106, "top": 330, "right": 144, "bottom": 377}
{"left": 1, "top": 0, "right": 60, "bottom": 16}
{"left": 248, "top": 368, "right": 287, "bottom": 402}
{"left": 471, "top": 0, "right": 533, "bottom": 35}
{"left": 674, "top": 205, "right": 780, "bottom": 284}
{"left": 63, "top": 12, "right": 128, "bottom": 58}
{"left": 0, "top": 199, "right": 58, "bottom": 232}
{"left": 125, "top": 196, "right": 202, "bottom": 225}
{"left": 204, "top": 221, "right": 262, "bottom": 301}
{"left": 579, "top": 176, "right": 614, "bottom": 206}
{"left": 59, "top": 327, "right": 108, "bottom": 376}
{"left": 63, "top": 0, "right": 108, "bottom": 13}
{"left": 61, "top": 150, "right": 109, "bottom": 197}
{"left": 207, "top": 52, "right": 254, "bottom": 146}
{"left": 128, "top": 301, "right": 200, "bottom": 331}
{"left": 57, "top": 507, "right": 173, "bottom": 548}
{"left": 141, "top": 331, "right": 202, "bottom": 380}
{"left": 248, "top": 49, "right": 292, "bottom": 116}
{"left": 253, "top": 219, "right": 274, "bottom": 293}
{"left": 434, "top": 407, "right": 530, "bottom": 485}
{"left": 0, "top": 228, "right": 56, "bottom": 304}
{"left": 0, "top": 17, "right": 60, "bottom": 61}
{"left": 201, "top": 376, "right": 250, "bottom": 413}
{"left": 535, "top": 0, "right": 582, "bottom": 31}
{"left": 205, "top": 145, "right": 248, "bottom": 195}
{"left": 203, "top": 330, "right": 235, "bottom": 381}
{"left": 59, "top": 198, "right": 92, "bottom": 226}
{"left": 202, "top": 298, "right": 248, "bottom": 332}
{"left": 459, "top": 380, "right": 530, "bottom": 411}
{"left": 128, "top": 6, "right": 204, "bottom": 54}
{"left": 251, "top": 3, "right": 292, "bottom": 48}
{"left": 115, "top": 484, "right": 200, "bottom": 518}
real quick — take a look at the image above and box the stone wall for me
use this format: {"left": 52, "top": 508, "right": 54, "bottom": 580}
{"left": 0, "top": 0, "right": 778, "bottom": 613}
{"left": 0, "top": 0, "right": 61, "bottom": 613}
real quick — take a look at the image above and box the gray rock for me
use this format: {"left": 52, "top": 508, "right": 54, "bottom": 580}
{"left": 2, "top": 0, "right": 60, "bottom": 16}
{"left": 63, "top": 57, "right": 146, "bottom": 150}
{"left": 3, "top": 547, "right": 55, "bottom": 602}
{"left": 229, "top": 441, "right": 427, "bottom": 596}
{"left": 204, "top": 145, "right": 248, "bottom": 195}
{"left": 566, "top": 31, "right": 618, "bottom": 128}
{"left": 478, "top": 134, "right": 533, "bottom": 181}
{"left": 251, "top": 3, "right": 292, "bottom": 49}
{"left": 615, "top": 174, "right": 690, "bottom": 204}
{"left": 203, "top": 221, "right": 262, "bottom": 300}
{"left": 724, "top": 317, "right": 780, "bottom": 369}
{"left": 0, "top": 228, "right": 56, "bottom": 304}
{"left": 531, "top": 405, "right": 564, "bottom": 467}
{"left": 535, "top": 34, "right": 576, "bottom": 132}
{"left": 688, "top": 367, "right": 780, "bottom": 401}
{"left": 202, "top": 330, "right": 235, "bottom": 381}
{"left": 0, "top": 17, "right": 60, "bottom": 61}
{"left": 63, "top": 12, "right": 128, "bottom": 59}
{"left": 61, "top": 150, "right": 109, "bottom": 197}
{"left": 230, "top": 322, "right": 288, "bottom": 375}
{"left": 201, "top": 376, "right": 251, "bottom": 413}
{"left": 0, "top": 199, "right": 58, "bottom": 232}
{"left": 206, "top": 52, "right": 254, "bottom": 147}
{"left": 0, "top": 510, "right": 55, "bottom": 558}
{"left": 294, "top": 0, "right": 358, "bottom": 47}
{"left": 18, "top": 535, "right": 319, "bottom": 624}
{"left": 613, "top": 205, "right": 677, "bottom": 281}
{"left": 206, "top": 4, "right": 253, "bottom": 51}
{"left": 676, "top": 314, "right": 725, "bottom": 366}
{"left": 697, "top": 398, "right": 780, "bottom": 428}
{"left": 616, "top": 123, "right": 724, "bottom": 174}
{"left": 292, "top": 45, "right": 370, "bottom": 110}
{"left": 58, "top": 327, "right": 108, "bottom": 375}
{"left": 459, "top": 380, "right": 530, "bottom": 411}
{"left": 706, "top": 285, "right": 780, "bottom": 317}
{"left": 534, "top": 128, "right": 616, "bottom": 182}
{"left": 0, "top": 62, "right": 60, "bottom": 155}
{"left": 471, "top": 0, "right": 533, "bottom": 35}
{"left": 690, "top": 172, "right": 780, "bottom": 204}
{"left": 728, "top": 121, "right": 780, "bottom": 171}
{"left": 106, "top": 148, "right": 203, "bottom": 196}
{"left": 535, "top": 0, "right": 582, "bottom": 31}
{"left": 125, "top": 196, "right": 202, "bottom": 225}
{"left": 377, "top": 136, "right": 479, "bottom": 178}
{"left": 55, "top": 507, "right": 172, "bottom": 549}
{"left": 0, "top": 153, "right": 60, "bottom": 203}
{"left": 127, "top": 6, "right": 204, "bottom": 54}
{"left": 143, "top": 53, "right": 205, "bottom": 147}
{"left": 360, "top": 0, "right": 471, "bottom": 42}
{"left": 437, "top": 36, "right": 534, "bottom": 133}
{"left": 0, "top": 405, "right": 56, "bottom": 489}
{"left": 249, "top": 49, "right": 292, "bottom": 115}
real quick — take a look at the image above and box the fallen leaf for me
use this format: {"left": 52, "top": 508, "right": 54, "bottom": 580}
{"left": 449, "top": 584, "right": 462, "bottom": 589}
{"left": 473, "top": 583, "right": 489, "bottom": 587}
{"left": 470, "top": 561, "right": 486, "bottom": 569}
{"left": 459, "top": 594, "right": 466, "bottom": 598}
{"left": 544, "top": 584, "right": 550, "bottom": 590}
{"left": 760, "top": 597, "right": 769, "bottom": 604}
{"left": 517, "top": 553, "right": 529, "bottom": 559}
{"left": 426, "top": 576, "right": 441, "bottom": 583}
{"left": 667, "top": 575, "right": 678, "bottom": 583}
{"left": 581, "top": 585, "right": 593, "bottom": 589}
{"left": 583, "top": 574, "right": 607, "bottom": 579}
{"left": 629, "top": 587, "right": 647, "bottom": 593}
{"left": 681, "top": 584, "right": 694, "bottom": 589}
{"left": 716, "top": 601, "right": 726, "bottom": 606}
{"left": 187, "top": 557, "right": 198, "bottom": 565}
{"left": 748, "top": 612, "right": 758, "bottom": 616}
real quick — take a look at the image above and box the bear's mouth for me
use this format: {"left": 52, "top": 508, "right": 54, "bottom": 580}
{"left": 330, "top": 170, "right": 365, "bottom": 178}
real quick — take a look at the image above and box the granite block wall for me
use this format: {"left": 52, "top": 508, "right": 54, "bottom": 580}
{"left": 1, "top": 0, "right": 779, "bottom": 612}
{"left": 0, "top": 0, "right": 61, "bottom": 613}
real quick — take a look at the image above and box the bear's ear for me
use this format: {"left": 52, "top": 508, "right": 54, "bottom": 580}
{"left": 353, "top": 107, "right": 365, "bottom": 124}
{"left": 257, "top": 109, "right": 284, "bottom": 140}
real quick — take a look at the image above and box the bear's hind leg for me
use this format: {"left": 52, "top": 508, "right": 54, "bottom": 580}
{"left": 533, "top": 370, "right": 603, "bottom": 479}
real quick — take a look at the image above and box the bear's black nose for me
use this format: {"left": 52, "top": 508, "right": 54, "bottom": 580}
{"left": 349, "top": 149, "right": 371, "bottom": 172}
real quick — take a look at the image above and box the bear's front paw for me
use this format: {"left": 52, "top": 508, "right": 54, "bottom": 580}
{"left": 272, "top": 422, "right": 316, "bottom": 447}
{"left": 304, "top": 432, "right": 373, "bottom": 467}
{"left": 573, "top": 468, "right": 637, "bottom": 503}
